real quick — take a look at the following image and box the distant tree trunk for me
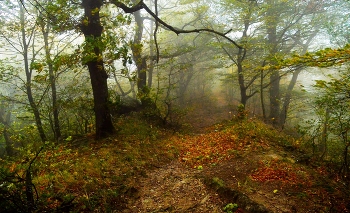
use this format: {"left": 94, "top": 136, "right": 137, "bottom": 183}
{"left": 4, "top": 128, "right": 14, "bottom": 156}
{"left": 81, "top": 0, "right": 115, "bottom": 139}
{"left": 260, "top": 69, "right": 267, "bottom": 122}
{"left": 280, "top": 69, "right": 302, "bottom": 127}
{"left": 269, "top": 70, "right": 280, "bottom": 125}
{"left": 20, "top": 2, "right": 47, "bottom": 142}
{"left": 279, "top": 33, "right": 317, "bottom": 127}
{"left": 178, "top": 63, "right": 194, "bottom": 107}
{"left": 40, "top": 21, "right": 61, "bottom": 142}
{"left": 0, "top": 106, "right": 15, "bottom": 156}
{"left": 319, "top": 106, "right": 329, "bottom": 160}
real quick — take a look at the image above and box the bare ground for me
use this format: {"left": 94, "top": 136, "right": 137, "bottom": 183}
{"left": 123, "top": 161, "right": 225, "bottom": 213}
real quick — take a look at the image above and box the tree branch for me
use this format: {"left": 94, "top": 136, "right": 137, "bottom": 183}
{"left": 111, "top": 0, "right": 243, "bottom": 50}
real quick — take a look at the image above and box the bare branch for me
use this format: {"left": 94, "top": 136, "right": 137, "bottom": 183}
{"left": 111, "top": 0, "right": 243, "bottom": 50}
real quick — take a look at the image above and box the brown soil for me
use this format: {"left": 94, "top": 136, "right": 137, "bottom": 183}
{"left": 123, "top": 161, "right": 225, "bottom": 213}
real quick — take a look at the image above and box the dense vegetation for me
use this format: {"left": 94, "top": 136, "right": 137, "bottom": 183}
{"left": 0, "top": 0, "right": 350, "bottom": 212}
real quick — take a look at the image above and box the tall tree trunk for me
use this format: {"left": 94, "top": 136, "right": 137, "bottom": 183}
{"left": 20, "top": 2, "right": 47, "bottom": 142}
{"left": 269, "top": 70, "right": 280, "bottom": 125}
{"left": 260, "top": 69, "right": 267, "bottom": 122}
{"left": 41, "top": 22, "right": 61, "bottom": 142}
{"left": 280, "top": 69, "right": 301, "bottom": 127}
{"left": 266, "top": 1, "right": 280, "bottom": 126}
{"left": 132, "top": 7, "right": 149, "bottom": 102}
{"left": 237, "top": 55, "right": 248, "bottom": 108}
{"left": 238, "top": 73, "right": 248, "bottom": 107}
{"left": 81, "top": 0, "right": 115, "bottom": 139}
{"left": 178, "top": 63, "right": 194, "bottom": 107}
{"left": 148, "top": 27, "right": 155, "bottom": 88}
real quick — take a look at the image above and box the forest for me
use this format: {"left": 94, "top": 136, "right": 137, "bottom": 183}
{"left": 0, "top": 0, "right": 350, "bottom": 212}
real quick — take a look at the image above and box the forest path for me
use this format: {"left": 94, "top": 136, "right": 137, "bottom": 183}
{"left": 116, "top": 103, "right": 347, "bottom": 213}
{"left": 123, "top": 161, "right": 225, "bottom": 213}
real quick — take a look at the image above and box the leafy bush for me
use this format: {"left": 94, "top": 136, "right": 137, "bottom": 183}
{"left": 223, "top": 203, "right": 239, "bottom": 213}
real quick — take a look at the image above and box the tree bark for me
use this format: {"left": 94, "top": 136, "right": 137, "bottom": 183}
{"left": 81, "top": 0, "right": 115, "bottom": 139}
{"left": 269, "top": 70, "right": 280, "bottom": 125}
{"left": 266, "top": 1, "right": 280, "bottom": 126}
{"left": 40, "top": 21, "right": 61, "bottom": 142}
{"left": 237, "top": 49, "right": 248, "bottom": 108}
{"left": 131, "top": 7, "right": 149, "bottom": 102}
{"left": 20, "top": 2, "right": 47, "bottom": 142}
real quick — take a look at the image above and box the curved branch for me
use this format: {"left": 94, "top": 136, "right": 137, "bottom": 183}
{"left": 142, "top": 3, "right": 243, "bottom": 49}
{"left": 111, "top": 0, "right": 243, "bottom": 50}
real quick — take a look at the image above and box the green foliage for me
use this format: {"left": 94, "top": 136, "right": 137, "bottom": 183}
{"left": 179, "top": 0, "right": 198, "bottom": 5}
{"left": 212, "top": 177, "right": 225, "bottom": 189}
{"left": 282, "top": 44, "right": 350, "bottom": 68}
{"left": 300, "top": 68, "right": 350, "bottom": 178}
{"left": 223, "top": 203, "right": 239, "bottom": 213}
{"left": 33, "top": 0, "right": 81, "bottom": 34}
{"left": 236, "top": 103, "right": 247, "bottom": 120}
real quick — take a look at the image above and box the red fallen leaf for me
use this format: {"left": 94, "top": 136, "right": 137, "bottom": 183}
{"left": 235, "top": 208, "right": 244, "bottom": 213}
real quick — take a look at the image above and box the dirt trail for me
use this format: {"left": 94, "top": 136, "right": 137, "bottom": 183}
{"left": 119, "top": 103, "right": 349, "bottom": 213}
{"left": 124, "top": 161, "right": 225, "bottom": 213}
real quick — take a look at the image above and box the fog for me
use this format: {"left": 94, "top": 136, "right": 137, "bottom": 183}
{"left": 0, "top": 0, "right": 349, "bottom": 148}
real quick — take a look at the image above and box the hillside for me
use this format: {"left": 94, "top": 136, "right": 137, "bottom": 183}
{"left": 1, "top": 114, "right": 349, "bottom": 213}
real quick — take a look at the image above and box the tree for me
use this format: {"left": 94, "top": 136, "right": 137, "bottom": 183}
{"left": 36, "top": 0, "right": 63, "bottom": 141}
{"left": 15, "top": 0, "right": 244, "bottom": 140}
{"left": 263, "top": 0, "right": 329, "bottom": 126}
{"left": 77, "top": 0, "right": 243, "bottom": 139}
{"left": 314, "top": 73, "right": 350, "bottom": 180}
{"left": 218, "top": 0, "right": 261, "bottom": 108}
{"left": 80, "top": 0, "right": 116, "bottom": 139}
{"left": 0, "top": 1, "right": 49, "bottom": 142}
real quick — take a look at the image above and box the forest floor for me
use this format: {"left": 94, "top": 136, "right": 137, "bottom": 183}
{"left": 120, "top": 126, "right": 348, "bottom": 213}
{"left": 116, "top": 105, "right": 349, "bottom": 213}
{"left": 3, "top": 102, "right": 350, "bottom": 213}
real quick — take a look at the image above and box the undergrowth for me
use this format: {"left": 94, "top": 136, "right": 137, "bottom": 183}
{"left": 1, "top": 116, "right": 349, "bottom": 212}
{"left": 0, "top": 114, "right": 178, "bottom": 212}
